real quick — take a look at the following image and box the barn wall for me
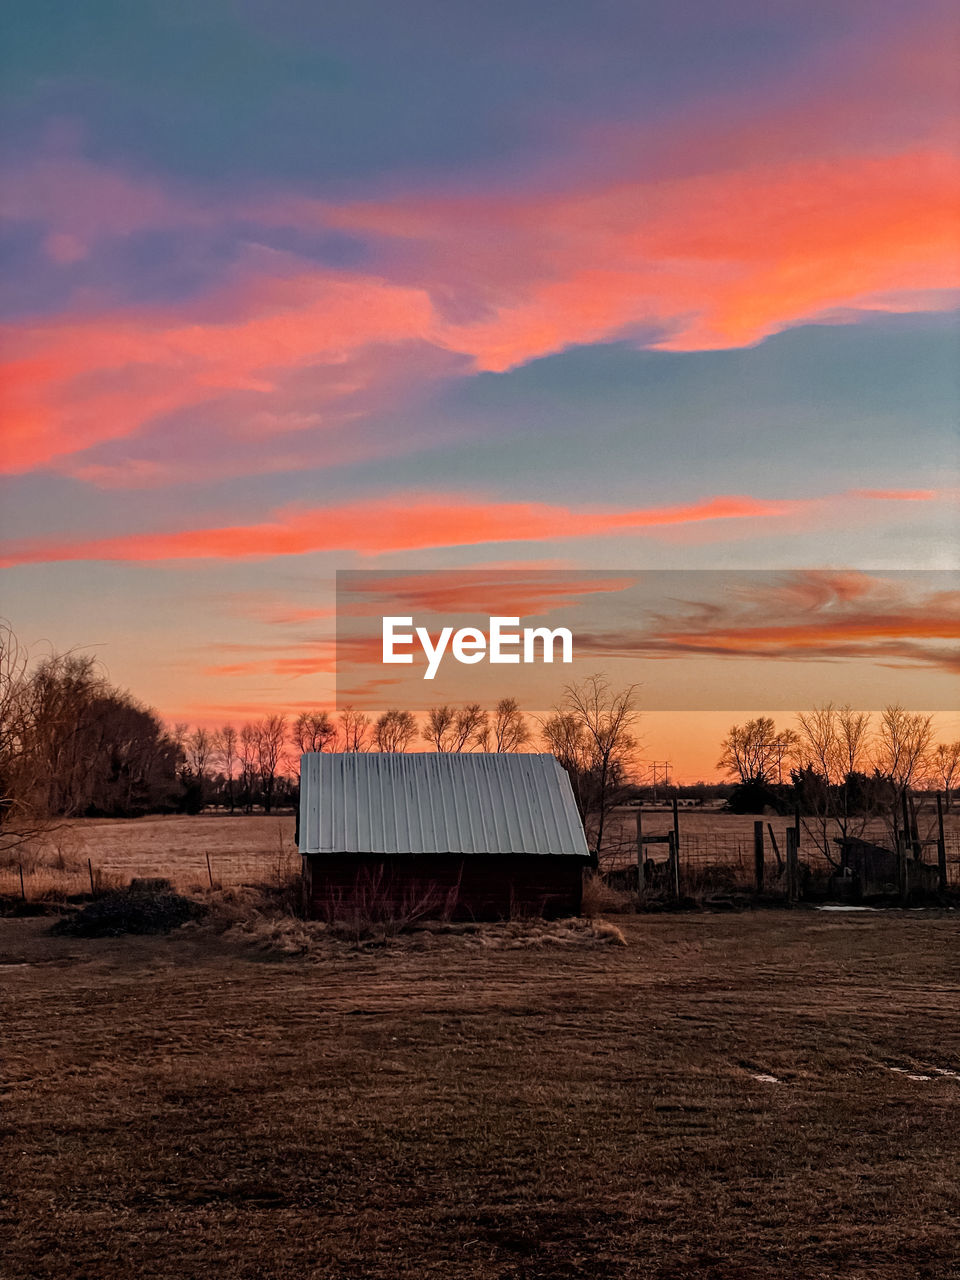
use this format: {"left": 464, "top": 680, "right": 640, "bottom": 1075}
{"left": 304, "top": 854, "right": 585, "bottom": 920}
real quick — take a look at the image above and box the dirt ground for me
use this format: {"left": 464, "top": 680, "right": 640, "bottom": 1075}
{"left": 3, "top": 910, "right": 959, "bottom": 1279}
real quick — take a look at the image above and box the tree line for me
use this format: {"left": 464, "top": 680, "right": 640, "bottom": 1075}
{"left": 2, "top": 623, "right": 956, "bottom": 861}
{"left": 0, "top": 625, "right": 639, "bottom": 855}
{"left": 716, "top": 707, "right": 959, "bottom": 864}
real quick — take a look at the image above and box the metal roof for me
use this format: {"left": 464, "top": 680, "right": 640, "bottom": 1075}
{"left": 299, "top": 752, "right": 590, "bottom": 858}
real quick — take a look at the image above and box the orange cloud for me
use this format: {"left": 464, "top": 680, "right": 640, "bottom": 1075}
{"left": 316, "top": 146, "right": 960, "bottom": 363}
{"left": 0, "top": 489, "right": 937, "bottom": 566}
{"left": 573, "top": 571, "right": 960, "bottom": 673}
{"left": 3, "top": 138, "right": 957, "bottom": 477}
{"left": 0, "top": 491, "right": 813, "bottom": 565}
{"left": 0, "top": 272, "right": 435, "bottom": 474}
{"left": 336, "top": 569, "right": 638, "bottom": 619}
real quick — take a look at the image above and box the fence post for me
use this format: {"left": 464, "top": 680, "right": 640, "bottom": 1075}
{"left": 672, "top": 794, "right": 681, "bottom": 865}
{"left": 19, "top": 862, "right": 26, "bottom": 901}
{"left": 897, "top": 832, "right": 908, "bottom": 905}
{"left": 937, "top": 793, "right": 947, "bottom": 893}
{"left": 907, "top": 791, "right": 923, "bottom": 860}
{"left": 753, "top": 820, "right": 765, "bottom": 894}
{"left": 786, "top": 827, "right": 798, "bottom": 903}
{"left": 206, "top": 851, "right": 214, "bottom": 889}
{"left": 88, "top": 857, "right": 95, "bottom": 894}
{"left": 635, "top": 805, "right": 645, "bottom": 892}
{"left": 899, "top": 791, "right": 915, "bottom": 901}
{"left": 668, "top": 831, "right": 680, "bottom": 902}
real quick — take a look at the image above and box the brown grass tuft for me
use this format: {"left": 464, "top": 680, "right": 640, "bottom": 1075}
{"left": 581, "top": 870, "right": 636, "bottom": 916}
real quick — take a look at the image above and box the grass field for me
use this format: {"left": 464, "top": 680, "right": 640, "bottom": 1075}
{"left": 2, "top": 813, "right": 300, "bottom": 897}
{"left": 5, "top": 805, "right": 958, "bottom": 901}
{"left": 3, "top": 910, "right": 959, "bottom": 1278}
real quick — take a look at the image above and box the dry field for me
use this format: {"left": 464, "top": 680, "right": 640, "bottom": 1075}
{"left": 2, "top": 813, "right": 300, "bottom": 898}
{"left": 2, "top": 910, "right": 958, "bottom": 1278}
{"left": 5, "top": 806, "right": 958, "bottom": 902}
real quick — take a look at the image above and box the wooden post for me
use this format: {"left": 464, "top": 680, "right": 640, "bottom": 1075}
{"left": 19, "top": 862, "right": 26, "bottom": 901}
{"left": 206, "top": 851, "right": 214, "bottom": 889}
{"left": 907, "top": 791, "right": 922, "bottom": 860}
{"left": 635, "top": 805, "right": 645, "bottom": 892}
{"left": 897, "top": 831, "right": 908, "bottom": 905}
{"left": 786, "top": 827, "right": 798, "bottom": 903}
{"left": 900, "top": 790, "right": 913, "bottom": 878}
{"left": 668, "top": 831, "right": 680, "bottom": 902}
{"left": 753, "top": 820, "right": 765, "bottom": 894}
{"left": 88, "top": 857, "right": 95, "bottom": 895}
{"left": 937, "top": 793, "right": 948, "bottom": 893}
{"left": 767, "top": 823, "right": 783, "bottom": 873}
{"left": 672, "top": 794, "right": 681, "bottom": 866}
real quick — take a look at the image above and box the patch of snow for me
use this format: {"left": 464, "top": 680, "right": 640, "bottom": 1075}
{"left": 933, "top": 1068, "right": 960, "bottom": 1079}
{"left": 889, "top": 1067, "right": 933, "bottom": 1081}
{"left": 750, "top": 1073, "right": 781, "bottom": 1084}
{"left": 815, "top": 905, "right": 879, "bottom": 912}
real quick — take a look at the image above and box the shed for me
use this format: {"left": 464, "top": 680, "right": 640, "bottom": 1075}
{"left": 831, "top": 835, "right": 939, "bottom": 898}
{"left": 298, "top": 752, "right": 591, "bottom": 920}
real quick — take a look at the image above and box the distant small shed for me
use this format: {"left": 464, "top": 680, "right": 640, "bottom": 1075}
{"left": 298, "top": 752, "right": 590, "bottom": 920}
{"left": 832, "top": 836, "right": 939, "bottom": 898}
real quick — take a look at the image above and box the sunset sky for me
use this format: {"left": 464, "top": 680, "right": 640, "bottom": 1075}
{"left": 1, "top": 1, "right": 958, "bottom": 779}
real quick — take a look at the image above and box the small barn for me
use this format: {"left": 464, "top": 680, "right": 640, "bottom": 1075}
{"left": 298, "top": 752, "right": 591, "bottom": 920}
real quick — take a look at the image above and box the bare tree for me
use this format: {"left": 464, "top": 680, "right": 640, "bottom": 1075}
{"left": 540, "top": 711, "right": 591, "bottom": 820}
{"left": 794, "top": 703, "right": 874, "bottom": 864}
{"left": 424, "top": 703, "right": 489, "bottom": 752}
{"left": 238, "top": 723, "right": 258, "bottom": 812}
{"left": 2, "top": 629, "right": 180, "bottom": 836}
{"left": 931, "top": 740, "right": 960, "bottom": 813}
{"left": 546, "top": 675, "right": 640, "bottom": 855}
{"left": 338, "top": 706, "right": 371, "bottom": 752}
{"left": 771, "top": 728, "right": 799, "bottom": 785}
{"left": 0, "top": 623, "right": 44, "bottom": 851}
{"left": 186, "top": 727, "right": 211, "bottom": 807}
{"left": 717, "top": 717, "right": 792, "bottom": 786}
{"left": 492, "top": 697, "right": 530, "bottom": 752}
{"left": 213, "top": 724, "right": 238, "bottom": 812}
{"left": 872, "top": 704, "right": 934, "bottom": 849}
{"left": 873, "top": 705, "right": 933, "bottom": 795}
{"left": 423, "top": 705, "right": 457, "bottom": 751}
{"left": 374, "top": 708, "right": 418, "bottom": 753}
{"left": 452, "top": 703, "right": 489, "bottom": 752}
{"left": 255, "top": 715, "right": 287, "bottom": 813}
{"left": 291, "top": 711, "right": 336, "bottom": 761}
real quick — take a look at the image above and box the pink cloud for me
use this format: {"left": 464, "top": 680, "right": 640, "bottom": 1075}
{"left": 0, "top": 488, "right": 935, "bottom": 566}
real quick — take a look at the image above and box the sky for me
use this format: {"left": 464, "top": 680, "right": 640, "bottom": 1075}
{"left": 1, "top": 1, "right": 958, "bottom": 779}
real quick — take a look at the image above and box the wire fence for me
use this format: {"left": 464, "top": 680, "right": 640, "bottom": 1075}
{"left": 2, "top": 808, "right": 958, "bottom": 903}
{"left": 598, "top": 822, "right": 960, "bottom": 894}
{"left": 0, "top": 848, "right": 302, "bottom": 900}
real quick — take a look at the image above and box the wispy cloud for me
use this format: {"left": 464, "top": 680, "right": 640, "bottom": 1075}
{"left": 2, "top": 489, "right": 918, "bottom": 565}
{"left": 574, "top": 570, "right": 960, "bottom": 674}
{"left": 3, "top": 143, "right": 957, "bottom": 481}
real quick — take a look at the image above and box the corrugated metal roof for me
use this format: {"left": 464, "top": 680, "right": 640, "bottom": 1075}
{"left": 299, "top": 752, "right": 590, "bottom": 858}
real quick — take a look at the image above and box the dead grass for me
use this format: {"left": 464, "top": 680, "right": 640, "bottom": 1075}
{"left": 2, "top": 911, "right": 958, "bottom": 1278}
{"left": 200, "top": 883, "right": 628, "bottom": 956}
{"left": 3, "top": 809, "right": 956, "bottom": 902}
{"left": 581, "top": 869, "right": 636, "bottom": 915}
{"left": 0, "top": 813, "right": 299, "bottom": 899}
